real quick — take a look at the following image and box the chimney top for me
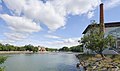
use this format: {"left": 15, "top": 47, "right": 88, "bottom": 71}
{"left": 100, "top": 3, "right": 103, "bottom": 5}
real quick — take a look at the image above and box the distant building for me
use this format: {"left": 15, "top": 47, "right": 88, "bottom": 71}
{"left": 38, "top": 46, "right": 46, "bottom": 52}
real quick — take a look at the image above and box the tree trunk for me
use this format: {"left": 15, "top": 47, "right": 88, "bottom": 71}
{"left": 99, "top": 51, "right": 105, "bottom": 59}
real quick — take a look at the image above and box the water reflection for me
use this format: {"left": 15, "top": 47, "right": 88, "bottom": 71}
{"left": 2, "top": 52, "right": 78, "bottom": 71}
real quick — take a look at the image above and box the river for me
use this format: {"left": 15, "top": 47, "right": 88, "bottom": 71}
{"left": 1, "top": 52, "right": 79, "bottom": 71}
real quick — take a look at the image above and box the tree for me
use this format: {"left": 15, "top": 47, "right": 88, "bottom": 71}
{"left": 81, "top": 23, "right": 115, "bottom": 58}
{"left": 32, "top": 47, "right": 38, "bottom": 53}
{"left": 23, "top": 44, "right": 39, "bottom": 52}
{"left": 70, "top": 45, "right": 83, "bottom": 52}
{"left": 24, "top": 44, "right": 34, "bottom": 51}
{"left": 0, "top": 43, "right": 3, "bottom": 51}
{"left": 46, "top": 48, "right": 57, "bottom": 52}
{"left": 59, "top": 46, "right": 69, "bottom": 51}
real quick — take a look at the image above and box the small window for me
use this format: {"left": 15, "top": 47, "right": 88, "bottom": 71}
{"left": 117, "top": 40, "right": 120, "bottom": 48}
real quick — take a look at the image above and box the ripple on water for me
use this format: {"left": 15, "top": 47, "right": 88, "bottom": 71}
{"left": 2, "top": 53, "right": 78, "bottom": 71}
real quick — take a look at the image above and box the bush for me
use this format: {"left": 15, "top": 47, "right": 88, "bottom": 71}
{"left": 0, "top": 56, "right": 7, "bottom": 71}
{"left": 0, "top": 56, "right": 7, "bottom": 64}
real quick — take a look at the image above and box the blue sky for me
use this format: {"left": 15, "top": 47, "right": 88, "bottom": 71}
{"left": 0, "top": 0, "right": 120, "bottom": 48}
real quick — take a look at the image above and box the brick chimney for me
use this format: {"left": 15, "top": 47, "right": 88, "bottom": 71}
{"left": 100, "top": 3, "right": 105, "bottom": 33}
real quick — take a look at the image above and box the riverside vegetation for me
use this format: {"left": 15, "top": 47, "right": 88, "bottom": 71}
{"left": 58, "top": 45, "right": 83, "bottom": 52}
{"left": 0, "top": 43, "right": 39, "bottom": 53}
{"left": 0, "top": 56, "right": 7, "bottom": 71}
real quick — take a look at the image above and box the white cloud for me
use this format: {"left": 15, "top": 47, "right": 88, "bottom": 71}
{"left": 0, "top": 39, "right": 15, "bottom": 44}
{"left": 105, "top": 0, "right": 120, "bottom": 9}
{"left": 4, "top": 32, "right": 28, "bottom": 41}
{"left": 46, "top": 37, "right": 81, "bottom": 48}
{"left": 3, "top": 0, "right": 25, "bottom": 15}
{"left": 0, "top": 14, "right": 41, "bottom": 42}
{"left": 87, "top": 11, "right": 94, "bottom": 19}
{"left": 45, "top": 35, "right": 61, "bottom": 39}
{"left": 2, "top": 0, "right": 101, "bottom": 31}
{"left": 50, "top": 0, "right": 101, "bottom": 17}
{"left": 0, "top": 14, "right": 41, "bottom": 33}
{"left": 3, "top": 0, "right": 66, "bottom": 31}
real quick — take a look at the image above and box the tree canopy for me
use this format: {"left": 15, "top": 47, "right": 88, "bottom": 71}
{"left": 81, "top": 23, "right": 115, "bottom": 57}
{"left": 0, "top": 43, "right": 39, "bottom": 53}
{"left": 59, "top": 45, "right": 83, "bottom": 52}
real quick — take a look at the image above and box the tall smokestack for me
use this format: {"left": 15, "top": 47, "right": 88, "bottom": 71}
{"left": 100, "top": 3, "right": 105, "bottom": 33}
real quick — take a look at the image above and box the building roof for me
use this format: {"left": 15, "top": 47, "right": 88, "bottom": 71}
{"left": 82, "top": 22, "right": 120, "bottom": 34}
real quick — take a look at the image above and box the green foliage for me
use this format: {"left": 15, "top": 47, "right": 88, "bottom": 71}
{"left": 0, "top": 67, "right": 5, "bottom": 71}
{"left": 0, "top": 56, "right": 7, "bottom": 71}
{"left": 59, "top": 46, "right": 69, "bottom": 51}
{"left": 59, "top": 45, "right": 83, "bottom": 52}
{"left": 32, "top": 47, "right": 38, "bottom": 53}
{"left": 0, "top": 43, "right": 39, "bottom": 52}
{"left": 46, "top": 48, "right": 57, "bottom": 52}
{"left": 23, "top": 44, "right": 39, "bottom": 52}
{"left": 70, "top": 45, "right": 83, "bottom": 52}
{"left": 81, "top": 23, "right": 115, "bottom": 56}
{"left": 16, "top": 47, "right": 26, "bottom": 51}
{"left": 0, "top": 56, "right": 7, "bottom": 64}
{"left": 24, "top": 44, "right": 34, "bottom": 51}
{"left": 76, "top": 54, "right": 94, "bottom": 60}
{"left": 0, "top": 44, "right": 19, "bottom": 51}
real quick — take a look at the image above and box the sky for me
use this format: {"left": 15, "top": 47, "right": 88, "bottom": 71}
{"left": 0, "top": 0, "right": 120, "bottom": 48}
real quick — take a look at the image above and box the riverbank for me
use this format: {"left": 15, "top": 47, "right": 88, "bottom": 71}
{"left": 76, "top": 54, "right": 120, "bottom": 71}
{"left": 0, "top": 51, "right": 50, "bottom": 54}
{"left": 0, "top": 51, "right": 33, "bottom": 54}
{"left": 0, "top": 51, "right": 82, "bottom": 54}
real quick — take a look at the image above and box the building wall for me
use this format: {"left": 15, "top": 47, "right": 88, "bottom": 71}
{"left": 105, "top": 27, "right": 120, "bottom": 37}
{"left": 83, "top": 26, "right": 120, "bottom": 54}
{"left": 38, "top": 46, "right": 46, "bottom": 52}
{"left": 105, "top": 27, "right": 120, "bottom": 48}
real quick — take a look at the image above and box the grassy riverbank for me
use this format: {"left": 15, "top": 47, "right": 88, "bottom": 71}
{"left": 76, "top": 54, "right": 120, "bottom": 71}
{"left": 0, "top": 51, "right": 49, "bottom": 54}
{"left": 0, "top": 51, "right": 32, "bottom": 54}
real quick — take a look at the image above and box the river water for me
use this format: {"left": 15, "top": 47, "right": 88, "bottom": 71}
{"left": 1, "top": 52, "right": 79, "bottom": 71}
